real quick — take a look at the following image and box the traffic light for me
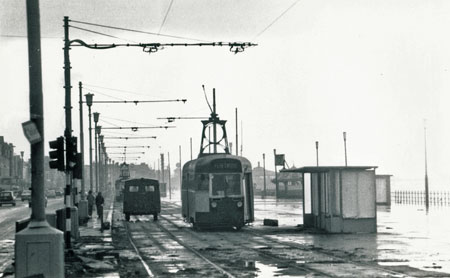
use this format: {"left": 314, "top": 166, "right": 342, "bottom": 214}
{"left": 73, "top": 153, "right": 83, "bottom": 179}
{"left": 67, "top": 136, "right": 77, "bottom": 169}
{"left": 49, "top": 136, "right": 65, "bottom": 171}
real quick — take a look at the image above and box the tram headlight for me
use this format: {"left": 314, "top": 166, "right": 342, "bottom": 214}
{"left": 237, "top": 201, "right": 243, "bottom": 208}
{"left": 211, "top": 201, "right": 217, "bottom": 208}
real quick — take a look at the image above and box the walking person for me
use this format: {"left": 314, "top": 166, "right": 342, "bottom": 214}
{"left": 87, "top": 190, "right": 95, "bottom": 217}
{"left": 96, "top": 191, "right": 105, "bottom": 232}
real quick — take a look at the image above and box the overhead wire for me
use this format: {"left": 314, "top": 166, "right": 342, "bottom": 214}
{"left": 253, "top": 0, "right": 301, "bottom": 40}
{"left": 158, "top": 0, "right": 175, "bottom": 34}
{"left": 84, "top": 88, "right": 127, "bottom": 101}
{"left": 69, "top": 19, "right": 210, "bottom": 43}
{"left": 84, "top": 83, "right": 167, "bottom": 99}
{"left": 101, "top": 115, "right": 165, "bottom": 127}
{"left": 69, "top": 25, "right": 137, "bottom": 43}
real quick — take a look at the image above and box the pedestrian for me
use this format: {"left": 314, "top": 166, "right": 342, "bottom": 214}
{"left": 87, "top": 190, "right": 95, "bottom": 217}
{"left": 96, "top": 191, "right": 105, "bottom": 231}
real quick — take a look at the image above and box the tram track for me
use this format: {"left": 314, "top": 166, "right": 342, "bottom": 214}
{"left": 158, "top": 202, "right": 414, "bottom": 277}
{"left": 125, "top": 215, "right": 236, "bottom": 277}
{"left": 158, "top": 213, "right": 333, "bottom": 277}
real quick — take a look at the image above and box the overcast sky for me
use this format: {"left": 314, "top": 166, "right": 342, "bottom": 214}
{"left": 1, "top": 0, "right": 450, "bottom": 189}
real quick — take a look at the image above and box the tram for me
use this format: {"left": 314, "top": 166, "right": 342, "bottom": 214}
{"left": 181, "top": 89, "right": 254, "bottom": 229}
{"left": 123, "top": 178, "right": 161, "bottom": 221}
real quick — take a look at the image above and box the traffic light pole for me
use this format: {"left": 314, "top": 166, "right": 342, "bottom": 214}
{"left": 63, "top": 15, "right": 78, "bottom": 247}
{"left": 16, "top": 1, "right": 64, "bottom": 277}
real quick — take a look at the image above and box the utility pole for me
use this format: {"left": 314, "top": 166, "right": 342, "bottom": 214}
{"left": 16, "top": 1, "right": 64, "bottom": 276}
{"left": 240, "top": 121, "right": 243, "bottom": 156}
{"left": 263, "top": 153, "right": 266, "bottom": 199}
{"left": 343, "top": 131, "right": 348, "bottom": 166}
{"left": 315, "top": 141, "right": 319, "bottom": 166}
{"left": 424, "top": 120, "right": 429, "bottom": 210}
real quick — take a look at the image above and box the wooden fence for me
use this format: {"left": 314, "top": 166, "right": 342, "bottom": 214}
{"left": 392, "top": 190, "right": 450, "bottom": 206}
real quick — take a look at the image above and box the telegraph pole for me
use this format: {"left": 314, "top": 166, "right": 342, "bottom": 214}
{"left": 16, "top": 1, "right": 64, "bottom": 276}
{"left": 179, "top": 145, "right": 182, "bottom": 189}
{"left": 190, "top": 137, "right": 193, "bottom": 160}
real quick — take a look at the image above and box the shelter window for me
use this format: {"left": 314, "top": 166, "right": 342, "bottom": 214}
{"left": 145, "top": 185, "right": 155, "bottom": 192}
{"left": 129, "top": 186, "right": 139, "bottom": 192}
{"left": 211, "top": 173, "right": 241, "bottom": 197}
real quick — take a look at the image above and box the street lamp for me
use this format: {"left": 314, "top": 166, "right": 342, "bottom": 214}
{"left": 85, "top": 93, "right": 94, "bottom": 192}
{"left": 93, "top": 112, "right": 100, "bottom": 192}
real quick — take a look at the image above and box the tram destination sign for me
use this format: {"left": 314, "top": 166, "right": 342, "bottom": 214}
{"left": 211, "top": 159, "right": 241, "bottom": 172}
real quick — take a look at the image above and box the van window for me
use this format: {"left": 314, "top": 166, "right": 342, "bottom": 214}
{"left": 145, "top": 185, "right": 155, "bottom": 192}
{"left": 129, "top": 186, "right": 139, "bottom": 192}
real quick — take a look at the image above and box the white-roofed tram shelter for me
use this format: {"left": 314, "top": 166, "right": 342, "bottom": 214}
{"left": 282, "top": 166, "right": 378, "bottom": 233}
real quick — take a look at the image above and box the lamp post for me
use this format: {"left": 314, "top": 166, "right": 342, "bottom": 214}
{"left": 98, "top": 134, "right": 104, "bottom": 192}
{"left": 93, "top": 112, "right": 100, "bottom": 192}
{"left": 78, "top": 82, "right": 85, "bottom": 199}
{"left": 85, "top": 93, "right": 94, "bottom": 192}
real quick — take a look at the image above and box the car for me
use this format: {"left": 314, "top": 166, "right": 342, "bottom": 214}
{"left": 47, "top": 190, "right": 56, "bottom": 198}
{"left": 21, "top": 190, "right": 32, "bottom": 202}
{"left": 0, "top": 191, "right": 16, "bottom": 206}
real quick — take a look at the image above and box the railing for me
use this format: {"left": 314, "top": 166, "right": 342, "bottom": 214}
{"left": 392, "top": 190, "right": 450, "bottom": 206}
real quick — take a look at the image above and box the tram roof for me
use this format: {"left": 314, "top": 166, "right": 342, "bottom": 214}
{"left": 281, "top": 166, "right": 377, "bottom": 173}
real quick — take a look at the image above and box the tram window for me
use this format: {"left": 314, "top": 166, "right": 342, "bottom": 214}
{"left": 129, "top": 186, "right": 139, "bottom": 192}
{"left": 198, "top": 174, "right": 209, "bottom": 190}
{"left": 211, "top": 174, "right": 241, "bottom": 197}
{"left": 145, "top": 185, "right": 155, "bottom": 192}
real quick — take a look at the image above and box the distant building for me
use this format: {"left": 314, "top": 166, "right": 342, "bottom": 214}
{"left": 252, "top": 162, "right": 276, "bottom": 196}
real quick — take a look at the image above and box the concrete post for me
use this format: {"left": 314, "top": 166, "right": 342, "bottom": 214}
{"left": 16, "top": 2, "right": 64, "bottom": 277}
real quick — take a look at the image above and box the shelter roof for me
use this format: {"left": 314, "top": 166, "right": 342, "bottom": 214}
{"left": 281, "top": 166, "right": 377, "bottom": 173}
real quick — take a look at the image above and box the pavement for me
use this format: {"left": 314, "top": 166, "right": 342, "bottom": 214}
{"left": 65, "top": 194, "right": 121, "bottom": 278}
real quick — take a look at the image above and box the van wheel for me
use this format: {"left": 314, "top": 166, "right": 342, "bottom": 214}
{"left": 125, "top": 213, "right": 130, "bottom": 221}
{"left": 13, "top": 203, "right": 16, "bottom": 207}
{"left": 153, "top": 214, "right": 158, "bottom": 221}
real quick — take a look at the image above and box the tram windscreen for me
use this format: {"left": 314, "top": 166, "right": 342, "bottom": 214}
{"left": 211, "top": 174, "right": 241, "bottom": 197}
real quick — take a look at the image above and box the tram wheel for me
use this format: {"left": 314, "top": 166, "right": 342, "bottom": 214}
{"left": 125, "top": 213, "right": 130, "bottom": 221}
{"left": 153, "top": 214, "right": 158, "bottom": 221}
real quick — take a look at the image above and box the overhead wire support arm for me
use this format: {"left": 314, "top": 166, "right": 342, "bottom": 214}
{"left": 101, "top": 126, "right": 175, "bottom": 131}
{"left": 88, "top": 99, "right": 187, "bottom": 105}
{"left": 157, "top": 116, "right": 208, "bottom": 123}
{"left": 68, "top": 38, "right": 257, "bottom": 54}
{"left": 102, "top": 136, "right": 157, "bottom": 140}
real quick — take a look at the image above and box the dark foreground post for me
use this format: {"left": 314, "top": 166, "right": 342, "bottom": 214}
{"left": 16, "top": 1, "right": 64, "bottom": 277}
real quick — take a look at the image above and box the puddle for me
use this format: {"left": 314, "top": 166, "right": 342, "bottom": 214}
{"left": 244, "top": 260, "right": 306, "bottom": 277}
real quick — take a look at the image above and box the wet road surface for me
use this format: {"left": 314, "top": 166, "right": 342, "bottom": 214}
{"left": 0, "top": 197, "right": 64, "bottom": 276}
